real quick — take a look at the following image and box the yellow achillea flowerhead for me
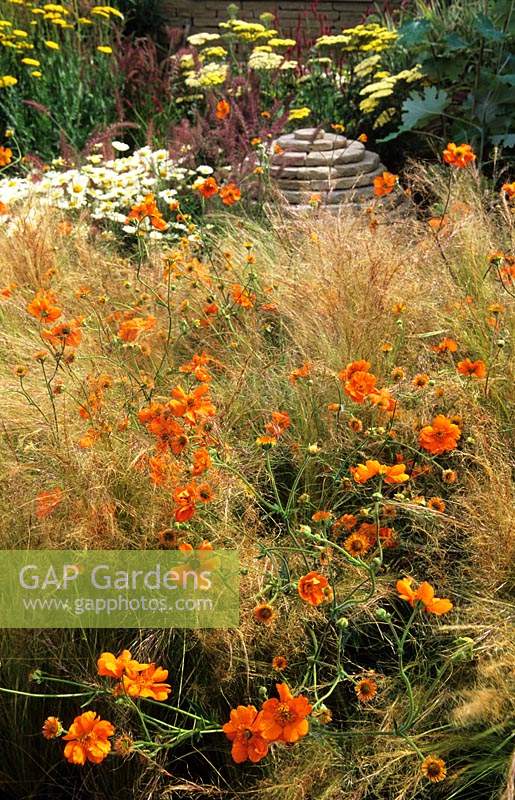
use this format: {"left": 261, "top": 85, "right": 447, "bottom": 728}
{"left": 91, "top": 6, "right": 124, "bottom": 19}
{"left": 0, "top": 76, "right": 18, "bottom": 88}
{"left": 288, "top": 107, "right": 311, "bottom": 121}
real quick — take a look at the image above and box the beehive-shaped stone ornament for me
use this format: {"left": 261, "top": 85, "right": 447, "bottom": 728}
{"left": 271, "top": 127, "right": 389, "bottom": 210}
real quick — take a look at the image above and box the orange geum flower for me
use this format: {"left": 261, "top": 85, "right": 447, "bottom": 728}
{"left": 412, "top": 373, "right": 430, "bottom": 388}
{"left": 442, "top": 468, "right": 458, "bottom": 484}
{"left": 256, "top": 434, "right": 277, "bottom": 448}
{"left": 264, "top": 410, "right": 290, "bottom": 439}
{"left": 350, "top": 460, "right": 382, "bottom": 484}
{"left": 332, "top": 513, "right": 357, "bottom": 535}
{"left": 443, "top": 142, "right": 476, "bottom": 168}
{"left": 368, "top": 387, "right": 395, "bottom": 412}
{"left": 223, "top": 706, "right": 268, "bottom": 763}
{"left": 196, "top": 176, "right": 219, "bottom": 199}
{"left": 173, "top": 482, "right": 198, "bottom": 522}
{"left": 118, "top": 315, "right": 156, "bottom": 342}
{"left": 344, "top": 530, "right": 373, "bottom": 557}
{"left": 339, "top": 359, "right": 371, "bottom": 381}
{"left": 197, "top": 482, "right": 214, "bottom": 503}
{"left": 432, "top": 337, "right": 458, "bottom": 353}
{"left": 428, "top": 215, "right": 449, "bottom": 232}
{"left": 78, "top": 428, "right": 101, "bottom": 448}
{"left": 203, "top": 301, "right": 219, "bottom": 316}
{"left": 0, "top": 146, "right": 13, "bottom": 167}
{"left": 457, "top": 358, "right": 486, "bottom": 378}
{"left": 120, "top": 663, "right": 171, "bottom": 701}
{"left": 298, "top": 571, "right": 331, "bottom": 606}
{"left": 126, "top": 194, "right": 167, "bottom": 231}
{"left": 253, "top": 602, "right": 276, "bottom": 625}
{"left": 220, "top": 182, "right": 241, "bottom": 206}
{"left": 179, "top": 539, "right": 213, "bottom": 551}
{"left": 345, "top": 369, "right": 377, "bottom": 403}
{"left": 42, "top": 716, "right": 62, "bottom": 739}
{"left": 138, "top": 403, "right": 187, "bottom": 453}
{"left": 396, "top": 577, "right": 452, "bottom": 615}
{"left": 97, "top": 649, "right": 146, "bottom": 679}
{"left": 62, "top": 711, "right": 115, "bottom": 765}
{"left": 260, "top": 683, "right": 312, "bottom": 743}
{"left": 376, "top": 524, "right": 397, "bottom": 548}
{"left": 27, "top": 289, "right": 62, "bottom": 324}
{"left": 501, "top": 181, "right": 515, "bottom": 199}
{"left": 231, "top": 283, "right": 256, "bottom": 309}
{"left": 0, "top": 282, "right": 16, "bottom": 298}
{"left": 427, "top": 497, "right": 446, "bottom": 513}
{"left": 311, "top": 510, "right": 332, "bottom": 523}
{"left": 41, "top": 318, "right": 82, "bottom": 348}
{"left": 272, "top": 656, "right": 288, "bottom": 671}
{"left": 355, "top": 677, "right": 377, "bottom": 703}
{"left": 419, "top": 414, "right": 461, "bottom": 455}
{"left": 35, "top": 487, "right": 64, "bottom": 519}
{"left": 351, "top": 460, "right": 408, "bottom": 485}
{"left": 373, "top": 171, "right": 398, "bottom": 197}
{"left": 384, "top": 463, "right": 409, "bottom": 484}
{"left": 421, "top": 755, "right": 447, "bottom": 782}
{"left": 356, "top": 521, "right": 396, "bottom": 549}
{"left": 169, "top": 384, "right": 216, "bottom": 425}
{"left": 191, "top": 447, "right": 212, "bottom": 476}
{"left": 215, "top": 98, "right": 230, "bottom": 120}
{"left": 179, "top": 351, "right": 222, "bottom": 382}
{"left": 348, "top": 416, "right": 363, "bottom": 432}
{"left": 289, "top": 362, "right": 312, "bottom": 384}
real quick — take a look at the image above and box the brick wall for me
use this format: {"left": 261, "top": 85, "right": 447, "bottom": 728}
{"left": 163, "top": 1, "right": 373, "bottom": 36}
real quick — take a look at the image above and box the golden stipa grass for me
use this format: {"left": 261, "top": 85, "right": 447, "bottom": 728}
{"left": 0, "top": 162, "right": 513, "bottom": 800}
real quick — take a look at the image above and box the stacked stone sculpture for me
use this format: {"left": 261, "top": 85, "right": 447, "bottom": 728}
{"left": 270, "top": 127, "right": 394, "bottom": 211}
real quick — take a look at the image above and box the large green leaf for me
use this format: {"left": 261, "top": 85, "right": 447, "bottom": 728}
{"left": 380, "top": 86, "right": 449, "bottom": 142}
{"left": 444, "top": 33, "right": 469, "bottom": 50}
{"left": 474, "top": 13, "right": 506, "bottom": 41}
{"left": 397, "top": 18, "right": 432, "bottom": 47}
{"left": 490, "top": 133, "right": 515, "bottom": 148}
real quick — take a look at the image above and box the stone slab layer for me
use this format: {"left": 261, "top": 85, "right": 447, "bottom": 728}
{"left": 274, "top": 132, "right": 348, "bottom": 152}
{"left": 294, "top": 127, "right": 325, "bottom": 140}
{"left": 270, "top": 151, "right": 380, "bottom": 179}
{"left": 276, "top": 164, "right": 385, "bottom": 192}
